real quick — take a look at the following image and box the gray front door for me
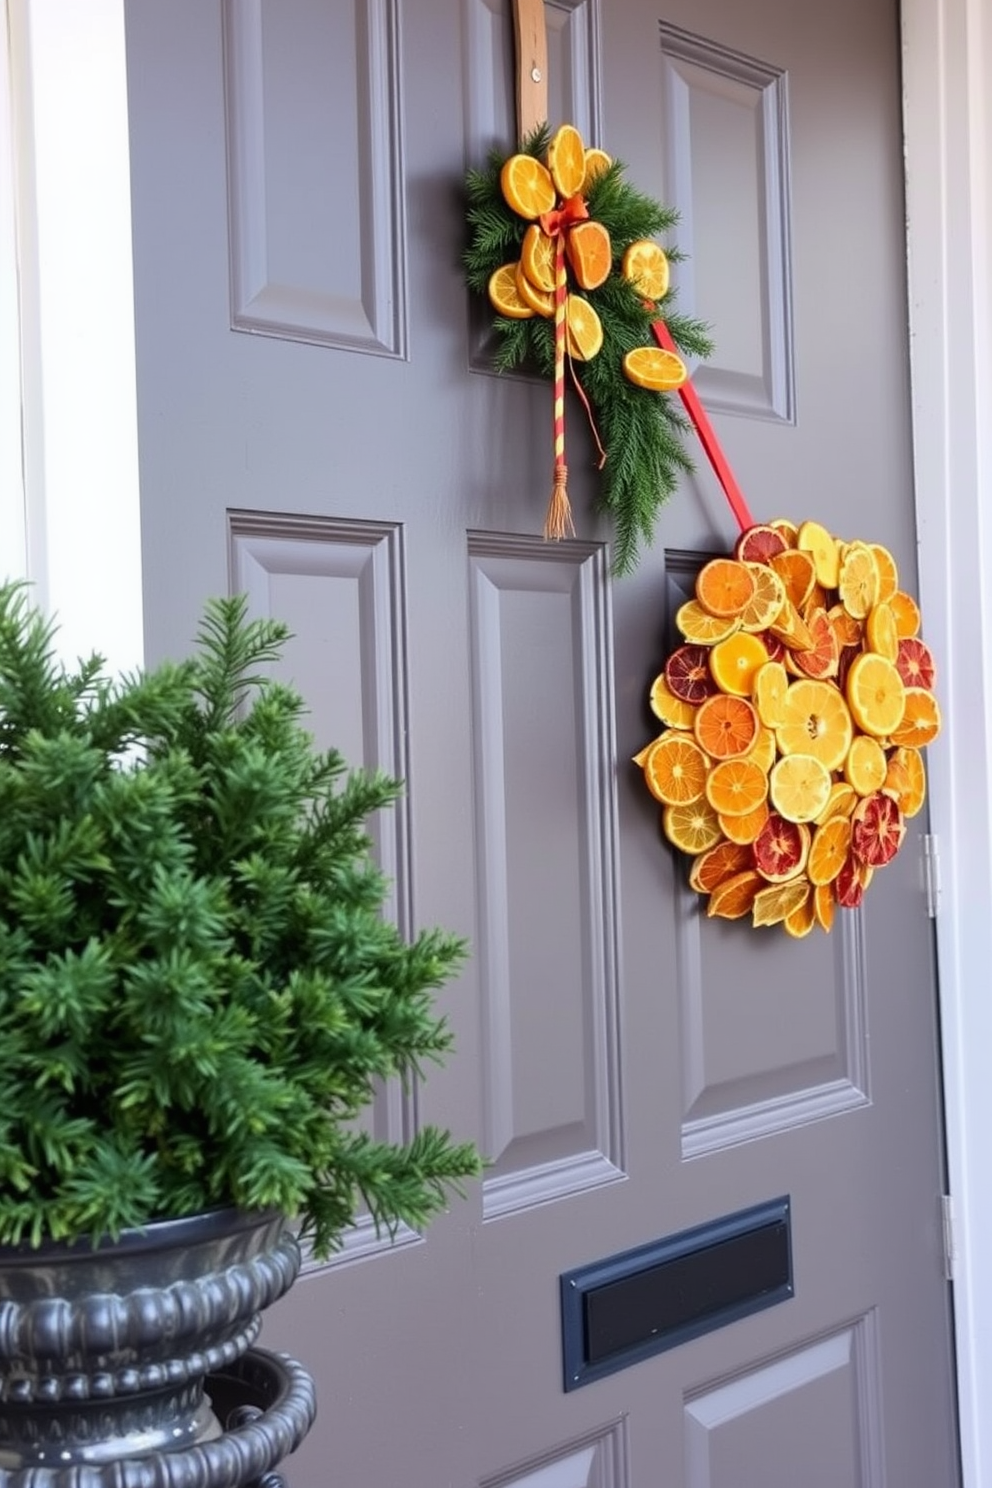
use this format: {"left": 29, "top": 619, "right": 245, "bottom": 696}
{"left": 124, "top": 0, "right": 959, "bottom": 1483}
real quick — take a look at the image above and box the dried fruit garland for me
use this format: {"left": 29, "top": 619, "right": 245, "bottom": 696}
{"left": 464, "top": 123, "right": 712, "bottom": 575}
{"left": 636, "top": 520, "right": 942, "bottom": 936}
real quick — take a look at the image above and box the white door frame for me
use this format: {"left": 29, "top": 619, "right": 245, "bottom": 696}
{"left": 4, "top": 0, "right": 990, "bottom": 1481}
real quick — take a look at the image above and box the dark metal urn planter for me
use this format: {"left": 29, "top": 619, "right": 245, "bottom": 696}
{"left": 0, "top": 1209, "right": 316, "bottom": 1488}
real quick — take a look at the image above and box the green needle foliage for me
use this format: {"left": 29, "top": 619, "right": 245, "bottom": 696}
{"left": 0, "top": 584, "right": 481, "bottom": 1255}
{"left": 465, "top": 128, "right": 713, "bottom": 575}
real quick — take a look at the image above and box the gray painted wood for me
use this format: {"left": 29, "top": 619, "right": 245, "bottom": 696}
{"left": 124, "top": 0, "right": 959, "bottom": 1483}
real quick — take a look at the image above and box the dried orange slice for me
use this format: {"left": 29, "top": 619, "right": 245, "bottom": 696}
{"left": 889, "top": 686, "right": 941, "bottom": 748}
{"left": 776, "top": 678, "right": 853, "bottom": 772}
{"left": 790, "top": 607, "right": 839, "bottom": 680}
{"left": 844, "top": 734, "right": 887, "bottom": 795}
{"left": 869, "top": 544, "right": 899, "bottom": 604}
{"left": 688, "top": 840, "right": 755, "bottom": 895}
{"left": 807, "top": 815, "right": 853, "bottom": 886}
{"left": 747, "top": 726, "right": 777, "bottom": 775}
{"left": 815, "top": 780, "right": 858, "bottom": 825}
{"left": 695, "top": 559, "right": 756, "bottom": 619}
{"left": 488, "top": 263, "right": 535, "bottom": 319}
{"left": 838, "top": 542, "right": 879, "bottom": 619}
{"left": 520, "top": 224, "right": 556, "bottom": 292}
{"left": 515, "top": 262, "right": 555, "bottom": 317}
{"left": 566, "top": 295, "right": 604, "bottom": 360}
{"left": 797, "top": 520, "right": 840, "bottom": 588}
{"left": 753, "top": 661, "right": 789, "bottom": 728}
{"left": 883, "top": 746, "right": 926, "bottom": 817}
{"left": 675, "top": 600, "right": 740, "bottom": 645}
{"left": 663, "top": 799, "right": 723, "bottom": 854}
{"left": 828, "top": 604, "right": 863, "bottom": 651}
{"left": 895, "top": 637, "right": 936, "bottom": 690}
{"left": 719, "top": 800, "right": 770, "bottom": 845}
{"left": 851, "top": 791, "right": 906, "bottom": 867}
{"left": 754, "top": 813, "right": 810, "bottom": 882}
{"left": 566, "top": 220, "right": 613, "bottom": 290}
{"left": 649, "top": 673, "right": 697, "bottom": 729}
{"left": 769, "top": 518, "right": 799, "bottom": 547}
{"left": 739, "top": 564, "right": 786, "bottom": 632}
{"left": 694, "top": 693, "right": 760, "bottom": 760}
{"left": 734, "top": 524, "right": 788, "bottom": 565}
{"left": 784, "top": 894, "right": 818, "bottom": 938}
{"left": 769, "top": 753, "right": 832, "bottom": 823}
{"left": 846, "top": 652, "right": 906, "bottom": 738}
{"left": 706, "top": 757, "right": 769, "bottom": 817}
{"left": 707, "top": 869, "right": 763, "bottom": 920}
{"left": 642, "top": 731, "right": 709, "bottom": 805}
{"left": 770, "top": 549, "right": 817, "bottom": 610}
{"left": 621, "top": 239, "right": 670, "bottom": 300}
{"left": 623, "top": 344, "right": 688, "bottom": 391}
{"left": 768, "top": 599, "right": 814, "bottom": 652}
{"left": 546, "top": 124, "right": 586, "bottom": 198}
{"left": 666, "top": 644, "right": 717, "bottom": 704}
{"left": 813, "top": 881, "right": 836, "bottom": 931}
{"left": 865, "top": 602, "right": 899, "bottom": 662}
{"left": 889, "top": 590, "right": 921, "bottom": 638}
{"left": 709, "top": 633, "right": 769, "bottom": 697}
{"left": 582, "top": 147, "right": 612, "bottom": 191}
{"left": 752, "top": 877, "right": 811, "bottom": 928}
{"left": 500, "top": 154, "right": 556, "bottom": 218}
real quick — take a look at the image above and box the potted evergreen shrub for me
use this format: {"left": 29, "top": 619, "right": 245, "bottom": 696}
{"left": 0, "top": 582, "right": 481, "bottom": 1483}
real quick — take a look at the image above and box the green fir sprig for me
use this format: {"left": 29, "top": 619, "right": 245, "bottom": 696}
{"left": 465, "top": 129, "right": 713, "bottom": 574}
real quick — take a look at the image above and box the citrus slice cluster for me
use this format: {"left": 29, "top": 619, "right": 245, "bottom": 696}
{"left": 635, "top": 520, "right": 941, "bottom": 936}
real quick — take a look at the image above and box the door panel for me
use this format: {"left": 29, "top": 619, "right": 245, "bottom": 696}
{"left": 124, "top": 1, "right": 958, "bottom": 1484}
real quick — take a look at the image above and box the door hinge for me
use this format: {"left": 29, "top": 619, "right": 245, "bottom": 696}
{"left": 941, "top": 1193, "right": 956, "bottom": 1281}
{"left": 923, "top": 833, "right": 940, "bottom": 918}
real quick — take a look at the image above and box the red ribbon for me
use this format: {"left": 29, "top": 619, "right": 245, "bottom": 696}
{"left": 539, "top": 193, "right": 590, "bottom": 238}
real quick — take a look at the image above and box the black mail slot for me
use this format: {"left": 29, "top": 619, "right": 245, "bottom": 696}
{"left": 560, "top": 1197, "right": 793, "bottom": 1391}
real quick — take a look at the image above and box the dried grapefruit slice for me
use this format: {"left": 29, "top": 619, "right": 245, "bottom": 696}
{"left": 753, "top": 661, "right": 789, "bottom": 728}
{"left": 675, "top": 600, "right": 740, "bottom": 645}
{"left": 846, "top": 652, "right": 906, "bottom": 738}
{"left": 797, "top": 520, "right": 840, "bottom": 588}
{"left": 851, "top": 791, "right": 906, "bottom": 867}
{"left": 488, "top": 263, "right": 535, "bottom": 319}
{"left": 776, "top": 678, "right": 853, "bottom": 772}
{"left": 500, "top": 154, "right": 556, "bottom": 218}
{"left": 582, "top": 147, "right": 612, "bottom": 192}
{"left": 642, "top": 732, "right": 709, "bottom": 805}
{"left": 807, "top": 815, "right": 853, "bottom": 886}
{"left": 895, "top": 637, "right": 936, "bottom": 690}
{"left": 844, "top": 734, "right": 888, "bottom": 796}
{"left": 705, "top": 757, "right": 769, "bottom": 817}
{"left": 835, "top": 854, "right": 868, "bottom": 909}
{"left": 649, "top": 673, "right": 697, "bottom": 729}
{"left": 889, "top": 687, "right": 941, "bottom": 748}
{"left": 752, "top": 877, "right": 811, "bottom": 928}
{"left": 566, "top": 220, "right": 613, "bottom": 290}
{"left": 734, "top": 524, "right": 789, "bottom": 565}
{"left": 739, "top": 564, "right": 786, "bottom": 632}
{"left": 707, "top": 869, "right": 763, "bottom": 920}
{"left": 883, "top": 746, "right": 926, "bottom": 818}
{"left": 770, "top": 549, "right": 817, "bottom": 610}
{"left": 838, "top": 542, "right": 880, "bottom": 619}
{"left": 546, "top": 124, "right": 586, "bottom": 197}
{"left": 791, "top": 607, "right": 839, "bottom": 680}
{"left": 889, "top": 590, "right": 921, "bottom": 638}
{"left": 566, "top": 295, "right": 604, "bottom": 360}
{"left": 870, "top": 544, "right": 899, "bottom": 604}
{"left": 520, "top": 224, "right": 557, "bottom": 293}
{"left": 695, "top": 559, "right": 756, "bottom": 618}
{"left": 719, "top": 799, "right": 770, "bottom": 845}
{"left": 665, "top": 644, "right": 717, "bottom": 704}
{"left": 663, "top": 799, "right": 723, "bottom": 854}
{"left": 694, "top": 693, "right": 760, "bottom": 760}
{"left": 623, "top": 345, "right": 688, "bottom": 391}
{"left": 769, "top": 753, "right": 832, "bottom": 823}
{"left": 688, "top": 840, "right": 755, "bottom": 895}
{"left": 709, "top": 633, "right": 769, "bottom": 697}
{"left": 754, "top": 813, "right": 811, "bottom": 882}
{"left": 621, "top": 239, "right": 670, "bottom": 299}
{"left": 865, "top": 602, "right": 899, "bottom": 663}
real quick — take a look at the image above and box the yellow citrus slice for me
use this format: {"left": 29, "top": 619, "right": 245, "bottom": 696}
{"left": 707, "top": 870, "right": 763, "bottom": 920}
{"left": 546, "top": 124, "right": 586, "bottom": 198}
{"left": 769, "top": 753, "right": 832, "bottom": 823}
{"left": 753, "top": 661, "right": 789, "bottom": 728}
{"left": 719, "top": 799, "right": 770, "bottom": 844}
{"left": 520, "top": 224, "right": 557, "bottom": 293}
{"left": 566, "top": 220, "right": 612, "bottom": 290}
{"left": 705, "top": 757, "right": 769, "bottom": 817}
{"left": 566, "top": 295, "right": 604, "bottom": 360}
{"left": 642, "top": 731, "right": 709, "bottom": 805}
{"left": 675, "top": 599, "right": 740, "bottom": 645}
{"left": 838, "top": 542, "right": 880, "bottom": 619}
{"left": 768, "top": 599, "right": 814, "bottom": 652}
{"left": 889, "top": 686, "right": 941, "bottom": 748}
{"left": 752, "top": 877, "right": 811, "bottom": 928}
{"left": 695, "top": 559, "right": 756, "bottom": 619}
{"left": 621, "top": 239, "right": 671, "bottom": 300}
{"left": 815, "top": 780, "right": 858, "bottom": 825}
{"left": 776, "top": 678, "right": 854, "bottom": 772}
{"left": 649, "top": 674, "right": 697, "bottom": 729}
{"left": 784, "top": 894, "right": 818, "bottom": 938}
{"left": 709, "top": 633, "right": 769, "bottom": 697}
{"left": 515, "top": 262, "right": 555, "bottom": 317}
{"left": 739, "top": 563, "right": 786, "bottom": 632}
{"left": 488, "top": 263, "right": 535, "bottom": 319}
{"left": 582, "top": 147, "right": 612, "bottom": 192}
{"left": 844, "top": 734, "right": 888, "bottom": 795}
{"left": 846, "top": 652, "right": 906, "bottom": 737}
{"left": 689, "top": 839, "right": 755, "bottom": 895}
{"left": 747, "top": 726, "right": 777, "bottom": 775}
{"left": 694, "top": 693, "right": 760, "bottom": 760}
{"left": 797, "top": 520, "right": 840, "bottom": 588}
{"left": 870, "top": 544, "right": 899, "bottom": 604}
{"left": 883, "top": 746, "right": 927, "bottom": 817}
{"left": 813, "top": 881, "right": 836, "bottom": 932}
{"left": 500, "top": 154, "right": 556, "bottom": 218}
{"left": 663, "top": 799, "right": 723, "bottom": 854}
{"left": 622, "top": 345, "right": 688, "bottom": 391}
{"left": 865, "top": 601, "right": 899, "bottom": 662}
{"left": 807, "top": 816, "right": 853, "bottom": 886}
{"left": 889, "top": 590, "right": 922, "bottom": 638}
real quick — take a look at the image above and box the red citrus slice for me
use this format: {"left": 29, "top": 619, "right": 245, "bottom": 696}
{"left": 791, "top": 607, "right": 839, "bottom": 680}
{"left": 851, "top": 791, "right": 906, "bottom": 867}
{"left": 753, "top": 813, "right": 811, "bottom": 883}
{"left": 665, "top": 644, "right": 717, "bottom": 704}
{"left": 734, "top": 525, "right": 788, "bottom": 565}
{"left": 895, "top": 637, "right": 936, "bottom": 690}
{"left": 836, "top": 854, "right": 871, "bottom": 909}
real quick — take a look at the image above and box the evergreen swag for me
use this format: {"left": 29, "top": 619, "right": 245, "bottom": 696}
{"left": 465, "top": 126, "right": 714, "bottom": 575}
{"left": 0, "top": 583, "right": 481, "bottom": 1254}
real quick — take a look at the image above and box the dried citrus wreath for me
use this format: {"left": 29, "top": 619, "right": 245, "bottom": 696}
{"left": 635, "top": 520, "right": 941, "bottom": 935}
